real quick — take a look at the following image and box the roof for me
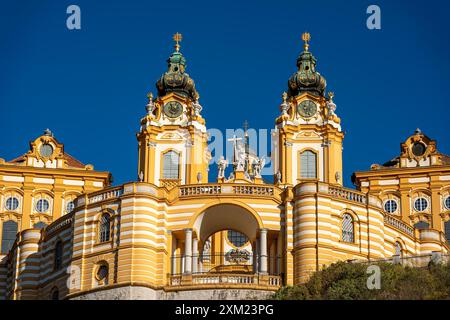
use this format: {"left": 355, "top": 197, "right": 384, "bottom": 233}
{"left": 7, "top": 152, "right": 86, "bottom": 169}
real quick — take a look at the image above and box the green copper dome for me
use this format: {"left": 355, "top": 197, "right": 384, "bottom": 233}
{"left": 156, "top": 35, "right": 198, "bottom": 100}
{"left": 288, "top": 34, "right": 327, "bottom": 97}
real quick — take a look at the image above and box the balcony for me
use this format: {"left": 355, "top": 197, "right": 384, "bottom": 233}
{"left": 384, "top": 214, "right": 414, "bottom": 237}
{"left": 168, "top": 252, "right": 282, "bottom": 291}
{"left": 179, "top": 184, "right": 277, "bottom": 198}
{"left": 168, "top": 273, "right": 282, "bottom": 289}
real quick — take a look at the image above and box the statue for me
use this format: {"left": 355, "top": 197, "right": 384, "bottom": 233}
{"left": 202, "top": 238, "right": 211, "bottom": 261}
{"left": 276, "top": 170, "right": 282, "bottom": 184}
{"left": 234, "top": 143, "right": 246, "bottom": 171}
{"left": 192, "top": 95, "right": 202, "bottom": 117}
{"left": 217, "top": 156, "right": 228, "bottom": 179}
{"left": 146, "top": 92, "right": 156, "bottom": 116}
{"left": 253, "top": 157, "right": 266, "bottom": 178}
{"left": 326, "top": 92, "right": 336, "bottom": 116}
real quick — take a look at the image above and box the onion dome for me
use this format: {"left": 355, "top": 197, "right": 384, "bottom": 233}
{"left": 288, "top": 33, "right": 326, "bottom": 97}
{"left": 156, "top": 33, "right": 198, "bottom": 100}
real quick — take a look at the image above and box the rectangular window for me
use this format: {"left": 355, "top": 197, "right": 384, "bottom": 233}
{"left": 163, "top": 151, "right": 180, "bottom": 179}
{"left": 1, "top": 221, "right": 18, "bottom": 254}
{"left": 300, "top": 150, "right": 317, "bottom": 179}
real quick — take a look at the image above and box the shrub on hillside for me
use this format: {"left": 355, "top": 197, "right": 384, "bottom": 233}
{"left": 273, "top": 261, "right": 450, "bottom": 300}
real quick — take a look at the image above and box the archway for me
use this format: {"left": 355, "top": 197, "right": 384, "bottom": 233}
{"left": 171, "top": 203, "right": 277, "bottom": 277}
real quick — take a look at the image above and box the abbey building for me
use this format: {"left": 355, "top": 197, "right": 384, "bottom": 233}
{"left": 0, "top": 33, "right": 449, "bottom": 300}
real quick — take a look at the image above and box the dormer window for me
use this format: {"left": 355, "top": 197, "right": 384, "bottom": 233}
{"left": 412, "top": 142, "right": 426, "bottom": 157}
{"left": 39, "top": 143, "right": 54, "bottom": 157}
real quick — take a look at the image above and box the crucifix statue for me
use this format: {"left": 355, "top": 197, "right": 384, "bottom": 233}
{"left": 227, "top": 135, "right": 244, "bottom": 171}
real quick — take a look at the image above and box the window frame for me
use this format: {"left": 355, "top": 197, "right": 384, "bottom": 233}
{"left": 384, "top": 199, "right": 398, "bottom": 214}
{"left": 99, "top": 213, "right": 112, "bottom": 243}
{"left": 341, "top": 213, "right": 355, "bottom": 243}
{"left": 5, "top": 197, "right": 19, "bottom": 211}
{"left": 299, "top": 149, "right": 318, "bottom": 179}
{"left": 1, "top": 220, "right": 18, "bottom": 254}
{"left": 161, "top": 149, "right": 181, "bottom": 180}
{"left": 35, "top": 198, "right": 50, "bottom": 213}
{"left": 444, "top": 196, "right": 450, "bottom": 211}
{"left": 226, "top": 230, "right": 249, "bottom": 248}
{"left": 413, "top": 197, "right": 429, "bottom": 212}
{"left": 66, "top": 200, "right": 75, "bottom": 214}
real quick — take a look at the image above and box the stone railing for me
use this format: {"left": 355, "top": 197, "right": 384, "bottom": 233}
{"left": 87, "top": 186, "right": 124, "bottom": 205}
{"left": 45, "top": 212, "right": 74, "bottom": 235}
{"left": 169, "top": 273, "right": 281, "bottom": 288}
{"left": 384, "top": 215, "right": 414, "bottom": 237}
{"left": 328, "top": 185, "right": 367, "bottom": 205}
{"left": 179, "top": 184, "right": 275, "bottom": 198}
{"left": 160, "top": 179, "right": 181, "bottom": 189}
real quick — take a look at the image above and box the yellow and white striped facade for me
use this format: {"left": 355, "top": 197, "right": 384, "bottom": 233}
{"left": 1, "top": 36, "right": 449, "bottom": 300}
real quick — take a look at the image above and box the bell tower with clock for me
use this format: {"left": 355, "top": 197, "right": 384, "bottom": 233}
{"left": 137, "top": 33, "right": 210, "bottom": 188}
{"left": 273, "top": 33, "right": 344, "bottom": 186}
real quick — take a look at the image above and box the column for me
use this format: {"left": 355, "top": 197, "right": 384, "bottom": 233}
{"left": 252, "top": 240, "right": 258, "bottom": 274}
{"left": 184, "top": 228, "right": 193, "bottom": 275}
{"left": 259, "top": 228, "right": 268, "bottom": 274}
{"left": 192, "top": 238, "right": 198, "bottom": 274}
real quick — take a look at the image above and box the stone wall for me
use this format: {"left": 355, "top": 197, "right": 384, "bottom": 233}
{"left": 70, "top": 286, "right": 274, "bottom": 300}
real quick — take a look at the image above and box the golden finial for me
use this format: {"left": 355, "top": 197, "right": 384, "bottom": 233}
{"left": 282, "top": 92, "right": 287, "bottom": 103}
{"left": 173, "top": 32, "right": 183, "bottom": 52}
{"left": 301, "top": 32, "right": 311, "bottom": 51}
{"left": 328, "top": 91, "right": 334, "bottom": 100}
{"left": 147, "top": 92, "right": 153, "bottom": 101}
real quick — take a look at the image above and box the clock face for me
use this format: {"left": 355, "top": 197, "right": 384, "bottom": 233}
{"left": 297, "top": 100, "right": 317, "bottom": 118}
{"left": 163, "top": 101, "right": 183, "bottom": 118}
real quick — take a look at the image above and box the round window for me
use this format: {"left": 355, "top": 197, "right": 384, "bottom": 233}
{"left": 384, "top": 199, "right": 398, "bottom": 214}
{"left": 414, "top": 197, "right": 428, "bottom": 212}
{"left": 97, "top": 265, "right": 108, "bottom": 281}
{"left": 444, "top": 196, "right": 450, "bottom": 211}
{"left": 39, "top": 144, "right": 54, "bottom": 157}
{"left": 5, "top": 197, "right": 19, "bottom": 211}
{"left": 36, "top": 199, "right": 50, "bottom": 213}
{"left": 66, "top": 201, "right": 74, "bottom": 213}
{"left": 227, "top": 230, "right": 248, "bottom": 248}
{"left": 412, "top": 143, "right": 426, "bottom": 157}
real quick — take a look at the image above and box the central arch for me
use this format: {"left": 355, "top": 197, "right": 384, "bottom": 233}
{"left": 192, "top": 203, "right": 262, "bottom": 243}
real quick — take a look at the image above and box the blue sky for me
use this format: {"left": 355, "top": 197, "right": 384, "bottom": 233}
{"left": 0, "top": 0, "right": 449, "bottom": 187}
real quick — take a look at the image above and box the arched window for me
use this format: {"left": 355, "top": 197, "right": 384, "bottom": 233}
{"left": 99, "top": 214, "right": 111, "bottom": 242}
{"left": 36, "top": 198, "right": 50, "bottom": 213}
{"left": 394, "top": 242, "right": 402, "bottom": 257}
{"left": 96, "top": 264, "right": 109, "bottom": 285}
{"left": 5, "top": 197, "right": 19, "bottom": 211}
{"left": 66, "top": 201, "right": 75, "bottom": 214}
{"left": 445, "top": 221, "right": 450, "bottom": 243}
{"left": 54, "top": 241, "right": 63, "bottom": 270}
{"left": 227, "top": 230, "right": 248, "bottom": 248}
{"left": 162, "top": 150, "right": 180, "bottom": 179}
{"left": 33, "top": 222, "right": 47, "bottom": 230}
{"left": 300, "top": 150, "right": 317, "bottom": 179}
{"left": 1, "top": 220, "right": 18, "bottom": 254}
{"left": 384, "top": 199, "right": 398, "bottom": 214}
{"left": 342, "top": 214, "right": 355, "bottom": 243}
{"left": 51, "top": 287, "right": 59, "bottom": 300}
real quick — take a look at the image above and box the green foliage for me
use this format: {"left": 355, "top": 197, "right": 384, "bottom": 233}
{"left": 273, "top": 261, "right": 450, "bottom": 300}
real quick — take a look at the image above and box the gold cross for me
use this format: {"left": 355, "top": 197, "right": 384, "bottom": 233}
{"left": 173, "top": 32, "right": 183, "bottom": 52}
{"left": 302, "top": 32, "right": 311, "bottom": 51}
